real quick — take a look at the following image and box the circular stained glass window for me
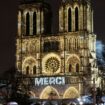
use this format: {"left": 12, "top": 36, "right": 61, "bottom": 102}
{"left": 45, "top": 57, "right": 60, "bottom": 73}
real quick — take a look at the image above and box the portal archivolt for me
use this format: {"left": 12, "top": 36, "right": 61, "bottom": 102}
{"left": 40, "top": 86, "right": 60, "bottom": 99}
{"left": 63, "top": 87, "right": 79, "bottom": 99}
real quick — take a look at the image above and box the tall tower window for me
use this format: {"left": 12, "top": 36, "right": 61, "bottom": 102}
{"left": 75, "top": 7, "right": 79, "bottom": 31}
{"left": 44, "top": 10, "right": 52, "bottom": 34}
{"left": 69, "top": 64, "right": 72, "bottom": 72}
{"left": 26, "top": 12, "right": 30, "bottom": 35}
{"left": 68, "top": 8, "right": 72, "bottom": 32}
{"left": 76, "top": 63, "right": 79, "bottom": 72}
{"left": 33, "top": 12, "right": 36, "bottom": 35}
{"left": 26, "top": 66, "right": 29, "bottom": 74}
{"left": 33, "top": 65, "right": 36, "bottom": 74}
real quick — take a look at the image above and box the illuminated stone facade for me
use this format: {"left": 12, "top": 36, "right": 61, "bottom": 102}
{"left": 16, "top": 0, "right": 99, "bottom": 99}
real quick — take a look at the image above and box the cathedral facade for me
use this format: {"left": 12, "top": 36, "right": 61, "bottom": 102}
{"left": 16, "top": 0, "right": 98, "bottom": 99}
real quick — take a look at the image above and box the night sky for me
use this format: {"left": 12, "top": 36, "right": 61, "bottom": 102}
{"left": 0, "top": 0, "right": 105, "bottom": 77}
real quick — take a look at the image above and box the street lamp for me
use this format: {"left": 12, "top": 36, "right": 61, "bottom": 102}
{"left": 77, "top": 98, "right": 83, "bottom": 105}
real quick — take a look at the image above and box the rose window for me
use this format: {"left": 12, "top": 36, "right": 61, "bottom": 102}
{"left": 45, "top": 57, "right": 60, "bottom": 73}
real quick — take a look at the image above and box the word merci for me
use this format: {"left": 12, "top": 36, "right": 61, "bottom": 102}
{"left": 35, "top": 77, "right": 65, "bottom": 86}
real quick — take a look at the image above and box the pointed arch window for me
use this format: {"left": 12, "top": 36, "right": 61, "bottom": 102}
{"left": 75, "top": 7, "right": 79, "bottom": 31}
{"left": 69, "top": 64, "right": 72, "bottom": 72}
{"left": 26, "top": 66, "right": 29, "bottom": 74}
{"left": 33, "top": 65, "right": 36, "bottom": 74}
{"left": 68, "top": 8, "right": 72, "bottom": 32}
{"left": 33, "top": 12, "right": 36, "bottom": 35}
{"left": 26, "top": 12, "right": 30, "bottom": 35}
{"left": 76, "top": 63, "right": 79, "bottom": 72}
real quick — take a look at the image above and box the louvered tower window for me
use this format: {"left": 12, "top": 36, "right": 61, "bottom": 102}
{"left": 26, "top": 12, "right": 30, "bottom": 35}
{"left": 68, "top": 8, "right": 72, "bottom": 32}
{"left": 75, "top": 7, "right": 79, "bottom": 31}
{"left": 33, "top": 12, "right": 36, "bottom": 35}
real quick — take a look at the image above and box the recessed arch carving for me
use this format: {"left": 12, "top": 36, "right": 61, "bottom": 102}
{"left": 22, "top": 56, "right": 36, "bottom": 74}
{"left": 66, "top": 55, "right": 80, "bottom": 72}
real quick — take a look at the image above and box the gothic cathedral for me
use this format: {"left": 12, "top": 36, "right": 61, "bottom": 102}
{"left": 16, "top": 0, "right": 99, "bottom": 99}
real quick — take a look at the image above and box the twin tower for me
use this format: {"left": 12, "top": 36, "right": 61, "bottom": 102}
{"left": 18, "top": 0, "right": 93, "bottom": 36}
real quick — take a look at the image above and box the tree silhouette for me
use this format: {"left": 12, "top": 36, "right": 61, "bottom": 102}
{"left": 1, "top": 66, "right": 32, "bottom": 104}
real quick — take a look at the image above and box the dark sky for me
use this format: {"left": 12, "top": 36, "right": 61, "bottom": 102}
{"left": 0, "top": 0, "right": 105, "bottom": 77}
{"left": 92, "top": 0, "right": 105, "bottom": 41}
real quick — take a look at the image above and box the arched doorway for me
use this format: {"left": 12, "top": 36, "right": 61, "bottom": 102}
{"left": 63, "top": 87, "right": 79, "bottom": 99}
{"left": 40, "top": 86, "right": 60, "bottom": 99}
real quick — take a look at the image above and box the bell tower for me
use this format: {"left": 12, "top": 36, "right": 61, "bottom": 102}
{"left": 17, "top": 0, "right": 52, "bottom": 75}
{"left": 18, "top": 0, "right": 52, "bottom": 37}
{"left": 59, "top": 0, "right": 93, "bottom": 33}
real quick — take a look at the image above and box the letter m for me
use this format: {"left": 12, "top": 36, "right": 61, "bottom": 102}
{"left": 35, "top": 78, "right": 43, "bottom": 86}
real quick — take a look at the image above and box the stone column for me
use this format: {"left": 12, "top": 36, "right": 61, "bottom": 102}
{"left": 18, "top": 11, "right": 21, "bottom": 36}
